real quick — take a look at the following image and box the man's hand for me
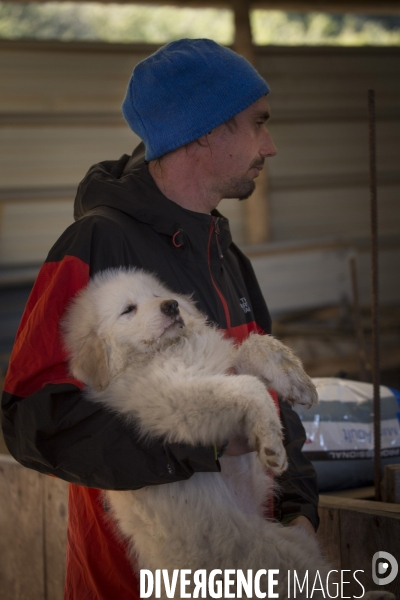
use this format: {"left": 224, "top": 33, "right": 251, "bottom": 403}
{"left": 224, "top": 434, "right": 254, "bottom": 456}
{"left": 287, "top": 515, "right": 317, "bottom": 538}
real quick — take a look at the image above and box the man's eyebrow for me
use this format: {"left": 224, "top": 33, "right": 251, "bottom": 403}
{"left": 254, "top": 111, "right": 271, "bottom": 121}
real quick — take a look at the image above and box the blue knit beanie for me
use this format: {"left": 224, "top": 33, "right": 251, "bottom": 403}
{"left": 122, "top": 38, "right": 270, "bottom": 161}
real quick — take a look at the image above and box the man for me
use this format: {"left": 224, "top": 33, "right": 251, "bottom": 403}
{"left": 2, "top": 39, "right": 318, "bottom": 599}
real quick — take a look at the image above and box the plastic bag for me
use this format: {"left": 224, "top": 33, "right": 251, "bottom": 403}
{"left": 293, "top": 378, "right": 400, "bottom": 492}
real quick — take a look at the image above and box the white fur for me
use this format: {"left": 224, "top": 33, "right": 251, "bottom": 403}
{"left": 62, "top": 268, "right": 330, "bottom": 599}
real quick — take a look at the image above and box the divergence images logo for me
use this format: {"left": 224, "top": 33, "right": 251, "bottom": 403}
{"left": 372, "top": 552, "right": 398, "bottom": 586}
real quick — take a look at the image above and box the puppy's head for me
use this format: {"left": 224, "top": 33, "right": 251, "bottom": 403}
{"left": 62, "top": 268, "right": 205, "bottom": 391}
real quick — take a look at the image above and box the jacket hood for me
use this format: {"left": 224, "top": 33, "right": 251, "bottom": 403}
{"left": 74, "top": 143, "right": 232, "bottom": 250}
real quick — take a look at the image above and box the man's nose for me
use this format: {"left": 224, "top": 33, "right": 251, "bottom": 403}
{"left": 260, "top": 132, "right": 277, "bottom": 158}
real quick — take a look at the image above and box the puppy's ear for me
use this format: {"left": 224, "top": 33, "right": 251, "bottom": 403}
{"left": 69, "top": 331, "right": 110, "bottom": 392}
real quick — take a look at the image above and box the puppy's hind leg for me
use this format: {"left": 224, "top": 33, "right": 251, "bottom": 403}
{"left": 233, "top": 333, "right": 318, "bottom": 408}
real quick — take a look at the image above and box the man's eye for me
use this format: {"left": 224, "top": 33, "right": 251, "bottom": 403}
{"left": 121, "top": 305, "right": 137, "bottom": 316}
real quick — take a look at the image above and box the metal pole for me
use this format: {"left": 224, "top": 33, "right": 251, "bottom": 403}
{"left": 348, "top": 254, "right": 369, "bottom": 383}
{"left": 368, "top": 89, "right": 381, "bottom": 501}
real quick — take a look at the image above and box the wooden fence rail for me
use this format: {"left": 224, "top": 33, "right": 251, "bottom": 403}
{"left": 0, "top": 454, "right": 68, "bottom": 600}
{"left": 1, "top": 455, "right": 400, "bottom": 600}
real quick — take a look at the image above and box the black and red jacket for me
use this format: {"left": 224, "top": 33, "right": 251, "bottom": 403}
{"left": 2, "top": 145, "right": 319, "bottom": 600}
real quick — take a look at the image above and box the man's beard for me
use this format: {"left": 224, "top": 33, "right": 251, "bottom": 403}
{"left": 221, "top": 159, "right": 264, "bottom": 200}
{"left": 222, "top": 177, "right": 256, "bottom": 201}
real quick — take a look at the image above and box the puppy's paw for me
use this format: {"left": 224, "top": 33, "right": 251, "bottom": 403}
{"left": 249, "top": 413, "right": 288, "bottom": 475}
{"left": 235, "top": 334, "right": 318, "bottom": 409}
{"left": 283, "top": 371, "right": 318, "bottom": 409}
{"left": 257, "top": 437, "right": 288, "bottom": 475}
{"left": 235, "top": 375, "right": 288, "bottom": 474}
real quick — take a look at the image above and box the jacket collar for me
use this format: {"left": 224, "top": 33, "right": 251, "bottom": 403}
{"left": 74, "top": 145, "right": 232, "bottom": 251}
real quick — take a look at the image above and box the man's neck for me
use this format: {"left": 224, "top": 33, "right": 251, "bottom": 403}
{"left": 148, "top": 149, "right": 219, "bottom": 215}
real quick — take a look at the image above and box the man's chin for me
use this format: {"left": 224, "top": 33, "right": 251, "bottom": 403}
{"left": 238, "top": 184, "right": 256, "bottom": 201}
{"left": 237, "top": 181, "right": 256, "bottom": 201}
{"left": 223, "top": 180, "right": 256, "bottom": 201}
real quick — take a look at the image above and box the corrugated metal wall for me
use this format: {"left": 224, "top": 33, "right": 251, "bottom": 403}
{"left": 0, "top": 40, "right": 399, "bottom": 313}
{"left": 260, "top": 48, "right": 400, "bottom": 242}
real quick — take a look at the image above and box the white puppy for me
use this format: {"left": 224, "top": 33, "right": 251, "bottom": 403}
{"left": 62, "top": 268, "right": 329, "bottom": 599}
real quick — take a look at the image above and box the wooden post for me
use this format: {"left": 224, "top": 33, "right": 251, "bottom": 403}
{"left": 232, "top": 0, "right": 254, "bottom": 65}
{"left": 318, "top": 494, "right": 400, "bottom": 599}
{"left": 0, "top": 201, "right": 4, "bottom": 261}
{"left": 232, "top": 0, "right": 271, "bottom": 245}
{"left": 381, "top": 464, "right": 400, "bottom": 504}
{"left": 0, "top": 455, "right": 68, "bottom": 600}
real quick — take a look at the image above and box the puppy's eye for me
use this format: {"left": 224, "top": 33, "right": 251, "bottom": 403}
{"left": 121, "top": 304, "right": 137, "bottom": 316}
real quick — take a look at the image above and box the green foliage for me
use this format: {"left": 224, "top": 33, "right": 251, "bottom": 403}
{"left": 0, "top": 2, "right": 399, "bottom": 46}
{"left": 0, "top": 2, "right": 94, "bottom": 39}
{"left": 251, "top": 11, "right": 400, "bottom": 45}
{"left": 0, "top": 2, "right": 233, "bottom": 43}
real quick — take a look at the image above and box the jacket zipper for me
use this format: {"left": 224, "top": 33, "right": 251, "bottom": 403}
{"left": 207, "top": 217, "right": 231, "bottom": 330}
{"left": 214, "top": 218, "right": 224, "bottom": 259}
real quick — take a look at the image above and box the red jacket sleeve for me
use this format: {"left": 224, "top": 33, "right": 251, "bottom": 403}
{"left": 4, "top": 256, "right": 88, "bottom": 398}
{"left": 2, "top": 254, "right": 219, "bottom": 488}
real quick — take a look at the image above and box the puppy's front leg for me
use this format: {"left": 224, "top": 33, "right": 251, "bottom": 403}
{"left": 233, "top": 333, "right": 318, "bottom": 408}
{"left": 114, "top": 370, "right": 287, "bottom": 475}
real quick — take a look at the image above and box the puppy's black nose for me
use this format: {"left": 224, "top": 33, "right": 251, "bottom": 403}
{"left": 160, "top": 299, "right": 179, "bottom": 317}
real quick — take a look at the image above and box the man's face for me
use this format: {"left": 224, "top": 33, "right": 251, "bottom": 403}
{"left": 204, "top": 96, "right": 277, "bottom": 201}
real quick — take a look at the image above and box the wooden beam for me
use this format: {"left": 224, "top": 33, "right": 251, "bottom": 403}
{"left": 319, "top": 494, "right": 400, "bottom": 515}
{"left": 245, "top": 171, "right": 271, "bottom": 245}
{"left": 232, "top": 0, "right": 254, "bottom": 65}
{"left": 232, "top": 0, "right": 271, "bottom": 245}
{"left": 381, "top": 464, "right": 400, "bottom": 504}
